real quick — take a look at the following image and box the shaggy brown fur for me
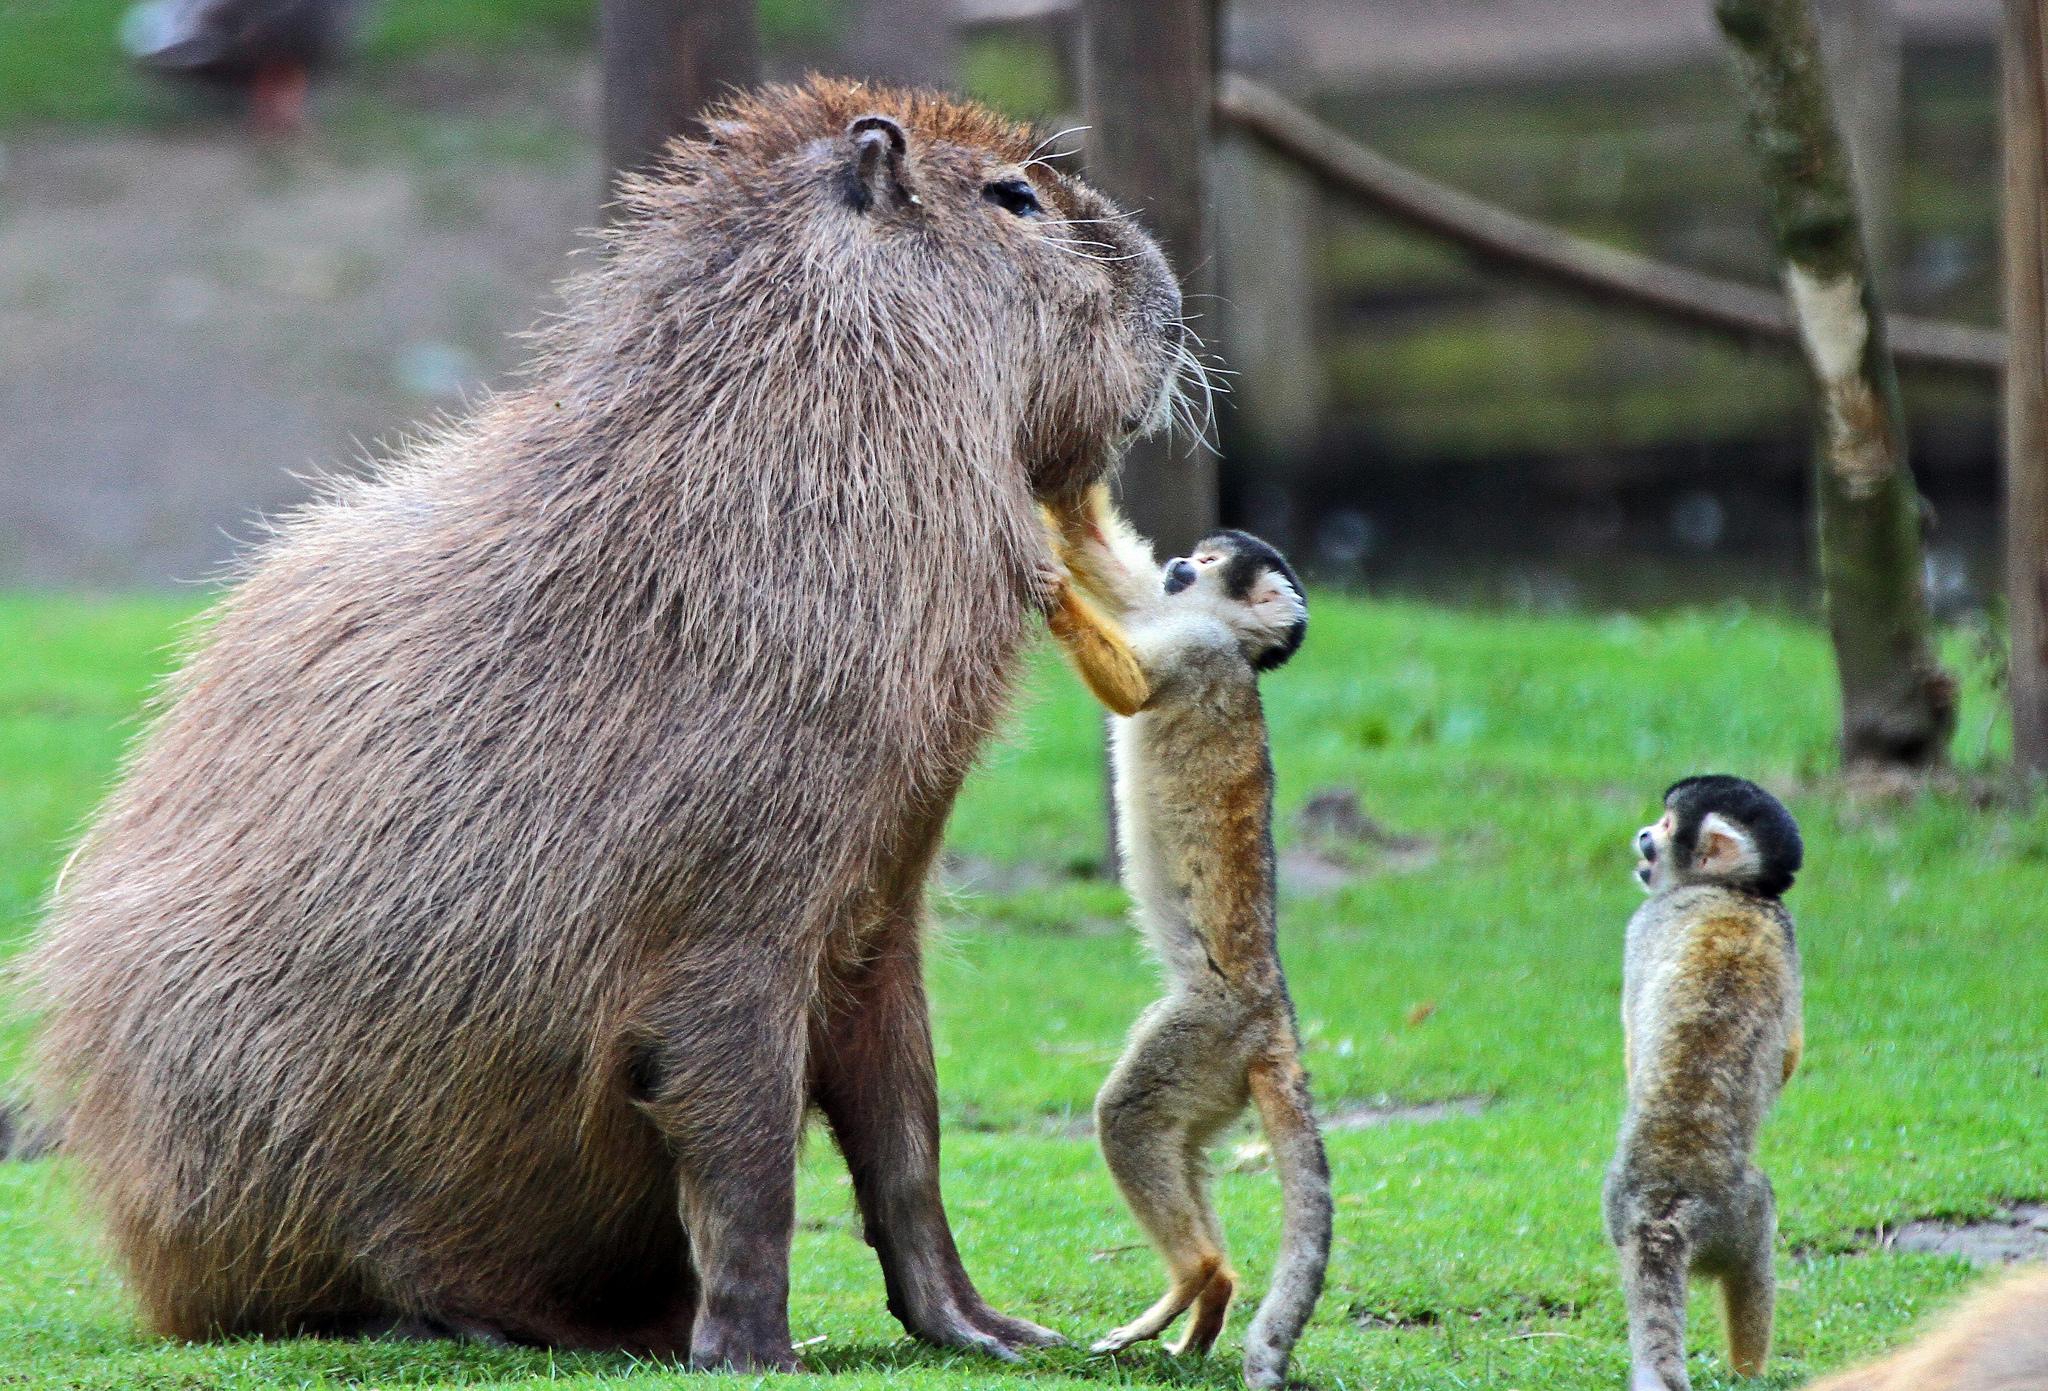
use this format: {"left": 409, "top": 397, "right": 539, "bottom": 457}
{"left": 25, "top": 77, "right": 1184, "bottom": 1370}
{"left": 1804, "top": 1267, "right": 2048, "bottom": 1391}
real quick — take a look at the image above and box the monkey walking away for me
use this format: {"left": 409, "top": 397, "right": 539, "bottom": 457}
{"left": 1606, "top": 775, "right": 1806, "bottom": 1391}
{"left": 1046, "top": 488, "right": 1329, "bottom": 1390}
{"left": 26, "top": 80, "right": 1192, "bottom": 1368}
{"left": 1803, "top": 1266, "right": 2048, "bottom": 1391}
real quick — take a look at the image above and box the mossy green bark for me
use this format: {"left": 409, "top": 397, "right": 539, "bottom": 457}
{"left": 1716, "top": 0, "right": 1957, "bottom": 767}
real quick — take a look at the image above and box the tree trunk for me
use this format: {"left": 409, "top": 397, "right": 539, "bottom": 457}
{"left": 1715, "top": 0, "right": 1958, "bottom": 770}
{"left": 1080, "top": 0, "right": 1220, "bottom": 554}
{"left": 600, "top": 0, "right": 759, "bottom": 197}
{"left": 1814, "top": 0, "right": 1902, "bottom": 286}
{"left": 2007, "top": 0, "right": 2048, "bottom": 775}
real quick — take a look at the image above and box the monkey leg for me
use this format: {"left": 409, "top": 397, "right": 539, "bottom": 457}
{"left": 1714, "top": 1173, "right": 1776, "bottom": 1377}
{"left": 813, "top": 901, "right": 1061, "bottom": 1359}
{"left": 1617, "top": 1207, "right": 1696, "bottom": 1391}
{"left": 1091, "top": 1000, "right": 1242, "bottom": 1356}
{"left": 635, "top": 951, "right": 808, "bottom": 1373}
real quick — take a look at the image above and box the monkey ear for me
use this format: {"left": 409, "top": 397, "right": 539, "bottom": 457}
{"left": 1694, "top": 812, "right": 1754, "bottom": 876}
{"left": 845, "top": 114, "right": 918, "bottom": 212}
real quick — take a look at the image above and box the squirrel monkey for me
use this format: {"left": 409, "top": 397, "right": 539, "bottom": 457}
{"left": 1041, "top": 487, "right": 1328, "bottom": 1390}
{"left": 1803, "top": 1266, "right": 2048, "bottom": 1391}
{"left": 1606, "top": 775, "right": 1806, "bottom": 1391}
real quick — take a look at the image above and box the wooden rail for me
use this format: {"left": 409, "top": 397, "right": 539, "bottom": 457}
{"left": 1214, "top": 74, "right": 2007, "bottom": 379}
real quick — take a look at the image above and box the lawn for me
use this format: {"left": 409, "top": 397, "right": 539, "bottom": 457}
{"left": 0, "top": 591, "right": 2041, "bottom": 1390}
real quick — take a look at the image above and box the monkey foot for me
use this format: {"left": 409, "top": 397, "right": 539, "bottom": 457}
{"left": 1091, "top": 1322, "right": 1156, "bottom": 1355}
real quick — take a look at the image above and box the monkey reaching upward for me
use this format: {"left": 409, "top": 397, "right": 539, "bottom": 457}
{"left": 1606, "top": 774, "right": 1806, "bottom": 1391}
{"left": 1043, "top": 488, "right": 1329, "bottom": 1390}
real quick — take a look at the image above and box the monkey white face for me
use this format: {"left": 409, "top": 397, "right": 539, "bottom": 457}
{"left": 1635, "top": 774, "right": 1801, "bottom": 896}
{"left": 1159, "top": 530, "right": 1307, "bottom": 673}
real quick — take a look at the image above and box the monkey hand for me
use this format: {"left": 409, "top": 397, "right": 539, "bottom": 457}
{"left": 1046, "top": 581, "right": 1150, "bottom": 717}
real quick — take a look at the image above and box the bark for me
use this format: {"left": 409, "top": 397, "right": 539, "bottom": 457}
{"left": 1814, "top": 0, "right": 1902, "bottom": 285}
{"left": 2006, "top": 0, "right": 2048, "bottom": 774}
{"left": 1080, "top": 0, "right": 1220, "bottom": 553}
{"left": 1716, "top": 0, "right": 1957, "bottom": 769}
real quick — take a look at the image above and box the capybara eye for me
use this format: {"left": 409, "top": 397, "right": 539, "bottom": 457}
{"left": 982, "top": 177, "right": 1042, "bottom": 218}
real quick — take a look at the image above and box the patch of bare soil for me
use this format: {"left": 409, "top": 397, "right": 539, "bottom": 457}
{"left": 1029, "top": 1095, "right": 1490, "bottom": 1157}
{"left": 1885, "top": 1205, "right": 2048, "bottom": 1264}
{"left": 1321, "top": 1095, "right": 1491, "bottom": 1131}
{"left": 936, "top": 852, "right": 1104, "bottom": 897}
{"left": 1280, "top": 787, "right": 1437, "bottom": 896}
{"left": 0, "top": 56, "right": 600, "bottom": 587}
{"left": 1353, "top": 1292, "right": 1577, "bottom": 1331}
{"left": 0, "top": 1105, "right": 57, "bottom": 1161}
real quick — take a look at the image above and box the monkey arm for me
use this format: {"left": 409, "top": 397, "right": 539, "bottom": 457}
{"left": 1046, "top": 580, "right": 1150, "bottom": 717}
{"left": 1782, "top": 1021, "right": 1802, "bottom": 1085}
{"left": 1039, "top": 485, "right": 1155, "bottom": 715}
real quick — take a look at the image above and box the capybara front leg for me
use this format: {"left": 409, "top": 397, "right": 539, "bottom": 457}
{"left": 637, "top": 965, "right": 806, "bottom": 1372}
{"left": 814, "top": 929, "right": 1062, "bottom": 1359}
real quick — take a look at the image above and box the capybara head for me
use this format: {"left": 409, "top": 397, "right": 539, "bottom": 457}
{"left": 600, "top": 78, "right": 1187, "bottom": 500}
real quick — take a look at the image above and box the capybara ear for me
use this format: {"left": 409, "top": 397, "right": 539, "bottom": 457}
{"left": 846, "top": 114, "right": 917, "bottom": 211}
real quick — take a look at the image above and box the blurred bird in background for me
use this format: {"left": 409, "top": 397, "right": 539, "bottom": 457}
{"left": 119, "top": 0, "right": 371, "bottom": 134}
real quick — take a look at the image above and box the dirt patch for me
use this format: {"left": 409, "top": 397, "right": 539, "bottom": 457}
{"left": 1886, "top": 1205, "right": 2048, "bottom": 1264}
{"left": 1281, "top": 787, "right": 1437, "bottom": 896}
{"left": 1024, "top": 1094, "right": 1491, "bottom": 1152}
{"left": 1803, "top": 1204, "right": 2048, "bottom": 1265}
{"left": 1354, "top": 1293, "right": 1577, "bottom": 1331}
{"left": 0, "top": 1105, "right": 58, "bottom": 1162}
{"left": 936, "top": 853, "right": 1103, "bottom": 897}
{"left": 1322, "top": 1095, "right": 1491, "bottom": 1131}
{"left": 0, "top": 58, "right": 600, "bottom": 587}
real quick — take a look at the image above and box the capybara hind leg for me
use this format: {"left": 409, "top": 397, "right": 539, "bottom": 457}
{"left": 814, "top": 922, "right": 1062, "bottom": 1359}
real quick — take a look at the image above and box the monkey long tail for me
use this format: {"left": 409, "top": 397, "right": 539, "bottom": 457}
{"left": 1241, "top": 1054, "right": 1332, "bottom": 1390}
{"left": 1619, "top": 1211, "right": 1694, "bottom": 1391}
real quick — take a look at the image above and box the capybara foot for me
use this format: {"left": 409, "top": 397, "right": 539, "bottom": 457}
{"left": 899, "top": 1289, "right": 1062, "bottom": 1360}
{"left": 688, "top": 1316, "right": 803, "bottom": 1373}
{"left": 967, "top": 1301, "right": 1064, "bottom": 1352}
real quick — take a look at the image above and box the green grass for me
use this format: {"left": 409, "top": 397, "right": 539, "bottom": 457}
{"left": 1, "top": 591, "right": 2043, "bottom": 1389}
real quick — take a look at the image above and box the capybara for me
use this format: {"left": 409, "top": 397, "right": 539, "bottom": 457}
{"left": 26, "top": 78, "right": 1185, "bottom": 1369}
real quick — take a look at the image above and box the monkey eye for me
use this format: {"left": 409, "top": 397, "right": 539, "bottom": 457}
{"left": 982, "top": 177, "right": 1043, "bottom": 218}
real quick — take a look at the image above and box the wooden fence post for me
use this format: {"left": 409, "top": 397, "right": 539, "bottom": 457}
{"left": 600, "top": 0, "right": 759, "bottom": 195}
{"left": 1214, "top": 15, "right": 1323, "bottom": 514}
{"left": 2006, "top": 0, "right": 2048, "bottom": 774}
{"left": 845, "top": 0, "right": 957, "bottom": 89}
{"left": 1080, "top": 0, "right": 1220, "bottom": 553}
